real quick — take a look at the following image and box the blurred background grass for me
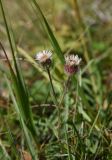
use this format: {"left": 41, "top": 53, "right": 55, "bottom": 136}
{"left": 0, "top": 0, "right": 112, "bottom": 159}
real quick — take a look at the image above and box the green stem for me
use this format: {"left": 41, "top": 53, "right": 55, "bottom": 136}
{"left": 59, "top": 76, "right": 71, "bottom": 107}
{"left": 63, "top": 78, "right": 72, "bottom": 160}
{"left": 46, "top": 67, "right": 61, "bottom": 139}
{"left": 65, "top": 124, "right": 72, "bottom": 160}
{"left": 46, "top": 67, "right": 57, "bottom": 104}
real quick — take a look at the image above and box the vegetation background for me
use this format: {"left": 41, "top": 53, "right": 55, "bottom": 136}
{"left": 0, "top": 0, "right": 112, "bottom": 159}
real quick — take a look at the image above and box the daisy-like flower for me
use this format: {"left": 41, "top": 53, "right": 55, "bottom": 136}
{"left": 64, "top": 54, "right": 82, "bottom": 75}
{"left": 35, "top": 50, "right": 52, "bottom": 67}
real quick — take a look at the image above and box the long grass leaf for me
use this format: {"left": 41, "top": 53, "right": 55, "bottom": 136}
{"left": 31, "top": 0, "right": 65, "bottom": 64}
{"left": 5, "top": 75, "right": 38, "bottom": 160}
{"left": 0, "top": 139, "right": 11, "bottom": 160}
{"left": 0, "top": 0, "right": 38, "bottom": 141}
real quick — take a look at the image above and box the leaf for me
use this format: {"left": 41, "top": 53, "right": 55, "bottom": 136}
{"left": 31, "top": 0, "right": 65, "bottom": 64}
{"left": 78, "top": 105, "right": 91, "bottom": 122}
{"left": 0, "top": 139, "right": 11, "bottom": 160}
{"left": 0, "top": 0, "right": 38, "bottom": 140}
{"left": 5, "top": 76, "right": 38, "bottom": 160}
{"left": 72, "top": 75, "right": 90, "bottom": 108}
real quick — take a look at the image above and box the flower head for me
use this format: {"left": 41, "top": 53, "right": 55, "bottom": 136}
{"left": 64, "top": 54, "right": 81, "bottom": 75}
{"left": 35, "top": 50, "right": 52, "bottom": 67}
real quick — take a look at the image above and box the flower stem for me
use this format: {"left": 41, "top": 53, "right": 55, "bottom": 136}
{"left": 59, "top": 76, "right": 71, "bottom": 107}
{"left": 46, "top": 67, "right": 57, "bottom": 104}
{"left": 65, "top": 124, "right": 72, "bottom": 160}
{"left": 46, "top": 67, "right": 61, "bottom": 139}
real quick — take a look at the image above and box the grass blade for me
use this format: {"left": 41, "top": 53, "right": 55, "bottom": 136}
{"left": 0, "top": 0, "right": 38, "bottom": 142}
{"left": 5, "top": 75, "right": 38, "bottom": 160}
{"left": 0, "top": 139, "right": 11, "bottom": 160}
{"left": 31, "top": 0, "right": 65, "bottom": 64}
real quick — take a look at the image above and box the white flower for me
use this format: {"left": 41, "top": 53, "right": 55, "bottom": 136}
{"left": 65, "top": 54, "right": 82, "bottom": 66}
{"left": 35, "top": 50, "right": 52, "bottom": 63}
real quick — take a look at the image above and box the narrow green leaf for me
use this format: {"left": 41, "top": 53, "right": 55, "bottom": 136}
{"left": 5, "top": 76, "right": 38, "bottom": 160}
{"left": 72, "top": 75, "right": 90, "bottom": 108}
{"left": 0, "top": 139, "right": 11, "bottom": 160}
{"left": 0, "top": 0, "right": 38, "bottom": 142}
{"left": 31, "top": 0, "right": 65, "bottom": 64}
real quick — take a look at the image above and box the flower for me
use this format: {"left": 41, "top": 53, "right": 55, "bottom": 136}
{"left": 64, "top": 54, "right": 81, "bottom": 75}
{"left": 35, "top": 50, "right": 52, "bottom": 67}
{"left": 35, "top": 50, "right": 52, "bottom": 63}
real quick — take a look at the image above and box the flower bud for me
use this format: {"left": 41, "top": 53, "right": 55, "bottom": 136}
{"left": 64, "top": 54, "right": 81, "bottom": 75}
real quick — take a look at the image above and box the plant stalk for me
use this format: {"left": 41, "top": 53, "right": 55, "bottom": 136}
{"left": 46, "top": 67, "right": 61, "bottom": 139}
